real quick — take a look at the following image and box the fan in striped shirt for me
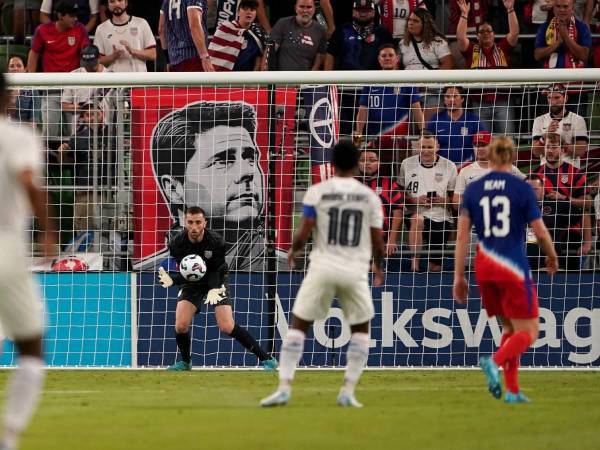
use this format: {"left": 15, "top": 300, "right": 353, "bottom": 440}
{"left": 208, "top": 0, "right": 265, "bottom": 71}
{"left": 357, "top": 149, "right": 404, "bottom": 256}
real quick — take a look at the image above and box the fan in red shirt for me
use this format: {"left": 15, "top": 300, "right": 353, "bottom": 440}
{"left": 455, "top": 0, "right": 518, "bottom": 135}
{"left": 27, "top": 0, "right": 90, "bottom": 73}
{"left": 357, "top": 149, "right": 404, "bottom": 256}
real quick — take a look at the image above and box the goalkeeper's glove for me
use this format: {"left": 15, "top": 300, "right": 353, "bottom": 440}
{"left": 157, "top": 267, "right": 173, "bottom": 288}
{"left": 205, "top": 285, "right": 227, "bottom": 305}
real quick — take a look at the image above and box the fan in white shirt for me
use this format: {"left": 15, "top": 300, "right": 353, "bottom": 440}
{"left": 94, "top": 0, "right": 157, "bottom": 72}
{"left": 400, "top": 131, "right": 457, "bottom": 271}
{"left": 531, "top": 84, "right": 588, "bottom": 168}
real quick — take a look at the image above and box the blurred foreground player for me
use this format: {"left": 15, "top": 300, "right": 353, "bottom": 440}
{"left": 261, "top": 141, "right": 385, "bottom": 408}
{"left": 157, "top": 206, "right": 277, "bottom": 371}
{"left": 453, "top": 136, "right": 558, "bottom": 403}
{"left": 0, "top": 71, "right": 57, "bottom": 450}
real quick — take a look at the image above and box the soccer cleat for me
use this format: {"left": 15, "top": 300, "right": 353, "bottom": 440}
{"left": 504, "top": 391, "right": 531, "bottom": 404}
{"left": 479, "top": 356, "right": 502, "bottom": 399}
{"left": 262, "top": 357, "right": 279, "bottom": 372}
{"left": 260, "top": 390, "right": 291, "bottom": 407}
{"left": 336, "top": 391, "right": 363, "bottom": 408}
{"left": 166, "top": 360, "right": 192, "bottom": 371}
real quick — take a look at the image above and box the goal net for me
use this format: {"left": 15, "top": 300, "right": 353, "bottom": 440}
{"left": 3, "top": 70, "right": 599, "bottom": 368}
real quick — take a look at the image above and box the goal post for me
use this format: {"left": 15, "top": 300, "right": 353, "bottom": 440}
{"left": 2, "top": 69, "right": 599, "bottom": 368}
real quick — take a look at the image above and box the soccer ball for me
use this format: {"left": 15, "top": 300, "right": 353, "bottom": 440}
{"left": 179, "top": 254, "right": 207, "bottom": 282}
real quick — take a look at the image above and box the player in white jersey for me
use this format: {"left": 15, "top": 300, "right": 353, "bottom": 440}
{"left": 94, "top": 0, "right": 157, "bottom": 72}
{"left": 261, "top": 140, "right": 385, "bottom": 408}
{"left": 453, "top": 131, "right": 525, "bottom": 207}
{"left": 0, "top": 72, "right": 57, "bottom": 450}
{"left": 400, "top": 131, "right": 457, "bottom": 271}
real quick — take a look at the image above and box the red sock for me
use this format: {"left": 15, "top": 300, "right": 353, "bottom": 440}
{"left": 493, "top": 331, "right": 531, "bottom": 367}
{"left": 504, "top": 354, "right": 520, "bottom": 394}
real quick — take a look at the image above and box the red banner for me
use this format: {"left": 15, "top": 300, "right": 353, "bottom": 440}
{"left": 130, "top": 87, "right": 297, "bottom": 270}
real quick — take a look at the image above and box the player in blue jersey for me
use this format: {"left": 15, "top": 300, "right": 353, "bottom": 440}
{"left": 453, "top": 136, "right": 558, "bottom": 404}
{"left": 159, "top": 0, "right": 214, "bottom": 72}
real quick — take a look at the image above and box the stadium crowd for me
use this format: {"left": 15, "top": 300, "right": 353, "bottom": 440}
{"left": 0, "top": 0, "right": 598, "bottom": 272}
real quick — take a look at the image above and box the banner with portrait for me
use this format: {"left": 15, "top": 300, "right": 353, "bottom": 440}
{"left": 130, "top": 87, "right": 297, "bottom": 271}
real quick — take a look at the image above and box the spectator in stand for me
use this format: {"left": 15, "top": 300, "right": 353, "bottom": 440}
{"left": 448, "top": 0, "right": 489, "bottom": 34}
{"left": 159, "top": 0, "right": 214, "bottom": 72}
{"left": 264, "top": 0, "right": 334, "bottom": 37}
{"left": 456, "top": 0, "right": 518, "bottom": 135}
{"left": 529, "top": 132, "right": 592, "bottom": 270}
{"left": 57, "top": 102, "right": 107, "bottom": 232}
{"left": 325, "top": 0, "right": 393, "bottom": 70}
{"left": 325, "top": 0, "right": 392, "bottom": 135}
{"left": 28, "top": 0, "right": 90, "bottom": 144}
{"left": 357, "top": 149, "right": 404, "bottom": 257}
{"left": 399, "top": 8, "right": 453, "bottom": 71}
{"left": 40, "top": 0, "right": 99, "bottom": 33}
{"left": 13, "top": 0, "right": 42, "bottom": 45}
{"left": 353, "top": 44, "right": 423, "bottom": 162}
{"left": 398, "top": 8, "right": 452, "bottom": 121}
{"left": 377, "top": 0, "right": 427, "bottom": 44}
{"left": 209, "top": 0, "right": 265, "bottom": 71}
{"left": 61, "top": 44, "right": 110, "bottom": 133}
{"left": 6, "top": 56, "right": 35, "bottom": 124}
{"left": 267, "top": 0, "right": 327, "bottom": 71}
{"left": 531, "top": 83, "right": 588, "bottom": 168}
{"left": 534, "top": 0, "right": 592, "bottom": 68}
{"left": 426, "top": 86, "right": 487, "bottom": 165}
{"left": 212, "top": 0, "right": 271, "bottom": 35}
{"left": 400, "top": 131, "right": 457, "bottom": 271}
{"left": 94, "top": 0, "right": 156, "bottom": 72}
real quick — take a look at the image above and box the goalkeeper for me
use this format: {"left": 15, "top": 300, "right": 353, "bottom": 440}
{"left": 157, "top": 205, "right": 278, "bottom": 371}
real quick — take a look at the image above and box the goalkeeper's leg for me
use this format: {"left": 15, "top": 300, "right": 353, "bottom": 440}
{"left": 168, "top": 299, "right": 197, "bottom": 371}
{"left": 2, "top": 337, "right": 45, "bottom": 450}
{"left": 214, "top": 305, "right": 275, "bottom": 367}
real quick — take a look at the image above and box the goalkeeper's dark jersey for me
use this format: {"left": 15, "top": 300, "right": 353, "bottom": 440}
{"left": 168, "top": 228, "right": 228, "bottom": 289}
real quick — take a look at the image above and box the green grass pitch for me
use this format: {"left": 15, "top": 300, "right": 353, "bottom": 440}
{"left": 2, "top": 370, "right": 599, "bottom": 450}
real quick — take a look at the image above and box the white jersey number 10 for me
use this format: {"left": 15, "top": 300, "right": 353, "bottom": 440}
{"left": 479, "top": 195, "right": 510, "bottom": 238}
{"left": 327, "top": 207, "right": 363, "bottom": 247}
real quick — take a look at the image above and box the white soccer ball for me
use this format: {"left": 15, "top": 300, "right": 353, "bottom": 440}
{"left": 179, "top": 254, "right": 207, "bottom": 282}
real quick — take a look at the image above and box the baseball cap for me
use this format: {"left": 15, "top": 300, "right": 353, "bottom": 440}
{"left": 55, "top": 0, "right": 79, "bottom": 15}
{"left": 353, "top": 0, "right": 375, "bottom": 9}
{"left": 80, "top": 44, "right": 99, "bottom": 67}
{"left": 473, "top": 130, "right": 492, "bottom": 146}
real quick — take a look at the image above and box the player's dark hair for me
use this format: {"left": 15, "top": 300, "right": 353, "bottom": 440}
{"left": 331, "top": 140, "right": 360, "bottom": 171}
{"left": 544, "top": 132, "right": 565, "bottom": 147}
{"left": 443, "top": 85, "right": 464, "bottom": 96}
{"left": 238, "top": 0, "right": 258, "bottom": 9}
{"left": 378, "top": 43, "right": 397, "bottom": 54}
{"left": 185, "top": 206, "right": 206, "bottom": 217}
{"left": 419, "top": 130, "right": 438, "bottom": 143}
{"left": 489, "top": 136, "right": 514, "bottom": 166}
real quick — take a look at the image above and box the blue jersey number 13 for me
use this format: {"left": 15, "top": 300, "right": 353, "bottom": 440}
{"left": 479, "top": 196, "right": 510, "bottom": 238}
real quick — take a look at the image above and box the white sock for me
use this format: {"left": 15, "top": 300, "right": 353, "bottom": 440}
{"left": 277, "top": 328, "right": 305, "bottom": 392}
{"left": 2, "top": 356, "right": 45, "bottom": 450}
{"left": 342, "top": 333, "right": 370, "bottom": 395}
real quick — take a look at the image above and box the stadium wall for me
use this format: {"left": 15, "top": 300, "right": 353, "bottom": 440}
{"left": 0, "top": 272, "right": 597, "bottom": 368}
